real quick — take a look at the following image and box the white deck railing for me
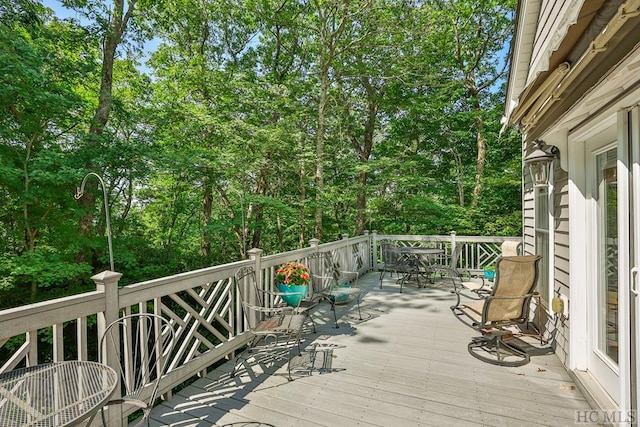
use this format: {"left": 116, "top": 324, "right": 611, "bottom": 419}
{"left": 0, "top": 231, "right": 518, "bottom": 424}
{"left": 372, "top": 231, "right": 521, "bottom": 271}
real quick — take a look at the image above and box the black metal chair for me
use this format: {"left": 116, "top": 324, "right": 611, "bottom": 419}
{"left": 379, "top": 241, "right": 419, "bottom": 293}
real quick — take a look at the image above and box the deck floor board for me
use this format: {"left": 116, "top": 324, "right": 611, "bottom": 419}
{"left": 148, "top": 273, "right": 595, "bottom": 426}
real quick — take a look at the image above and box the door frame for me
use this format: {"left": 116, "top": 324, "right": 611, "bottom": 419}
{"left": 568, "top": 109, "right": 634, "bottom": 414}
{"left": 586, "top": 128, "right": 620, "bottom": 404}
{"left": 624, "top": 106, "right": 639, "bottom": 419}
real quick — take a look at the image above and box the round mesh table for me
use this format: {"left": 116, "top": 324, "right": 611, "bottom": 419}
{"left": 0, "top": 361, "right": 117, "bottom": 427}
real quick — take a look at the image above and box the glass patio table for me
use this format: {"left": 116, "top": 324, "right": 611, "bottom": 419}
{"left": 0, "top": 360, "right": 117, "bottom": 427}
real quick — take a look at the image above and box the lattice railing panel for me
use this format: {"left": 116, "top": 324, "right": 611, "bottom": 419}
{"left": 159, "top": 277, "right": 235, "bottom": 371}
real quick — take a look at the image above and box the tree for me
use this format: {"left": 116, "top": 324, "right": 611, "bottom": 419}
{"left": 64, "top": 0, "right": 141, "bottom": 263}
{"left": 430, "top": 0, "right": 515, "bottom": 203}
{"left": 0, "top": 3, "right": 96, "bottom": 302}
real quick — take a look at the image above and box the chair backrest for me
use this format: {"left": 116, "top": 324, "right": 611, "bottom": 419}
{"left": 380, "top": 241, "right": 402, "bottom": 268}
{"left": 235, "top": 266, "right": 264, "bottom": 328}
{"left": 449, "top": 244, "right": 464, "bottom": 270}
{"left": 501, "top": 240, "right": 522, "bottom": 256}
{"left": 235, "top": 266, "right": 260, "bottom": 305}
{"left": 484, "top": 255, "right": 542, "bottom": 323}
{"left": 306, "top": 252, "right": 335, "bottom": 297}
{"left": 100, "top": 313, "right": 175, "bottom": 419}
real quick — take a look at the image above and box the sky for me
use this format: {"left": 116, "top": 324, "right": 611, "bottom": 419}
{"left": 43, "top": 0, "right": 83, "bottom": 22}
{"left": 42, "top": 0, "right": 159, "bottom": 74}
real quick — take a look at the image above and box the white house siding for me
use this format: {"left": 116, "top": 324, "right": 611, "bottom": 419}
{"left": 522, "top": 142, "right": 535, "bottom": 255}
{"left": 522, "top": 151, "right": 571, "bottom": 364}
{"left": 551, "top": 165, "right": 570, "bottom": 365}
{"left": 522, "top": 189, "right": 535, "bottom": 255}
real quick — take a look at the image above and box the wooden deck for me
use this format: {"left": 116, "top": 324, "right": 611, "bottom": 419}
{"left": 149, "top": 272, "right": 594, "bottom": 427}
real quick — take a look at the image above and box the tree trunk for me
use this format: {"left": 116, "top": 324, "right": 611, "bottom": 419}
{"left": 78, "top": 0, "right": 136, "bottom": 262}
{"left": 470, "top": 92, "right": 485, "bottom": 202}
{"left": 313, "top": 0, "right": 349, "bottom": 241}
{"left": 314, "top": 74, "right": 328, "bottom": 241}
{"left": 201, "top": 174, "right": 213, "bottom": 257}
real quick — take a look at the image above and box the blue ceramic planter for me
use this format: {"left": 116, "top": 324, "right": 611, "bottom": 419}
{"left": 483, "top": 268, "right": 495, "bottom": 282}
{"left": 277, "top": 283, "right": 308, "bottom": 307}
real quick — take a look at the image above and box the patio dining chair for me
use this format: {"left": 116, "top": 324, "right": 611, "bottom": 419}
{"left": 451, "top": 255, "right": 542, "bottom": 366}
{"left": 89, "top": 313, "right": 176, "bottom": 427}
{"left": 432, "top": 244, "right": 464, "bottom": 278}
{"left": 379, "top": 241, "right": 418, "bottom": 293}
{"left": 303, "top": 251, "right": 362, "bottom": 329}
{"left": 232, "top": 266, "right": 307, "bottom": 380}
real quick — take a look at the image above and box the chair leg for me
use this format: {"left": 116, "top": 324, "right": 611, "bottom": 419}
{"left": 354, "top": 293, "right": 363, "bottom": 321}
{"left": 230, "top": 335, "right": 260, "bottom": 377}
{"left": 329, "top": 296, "right": 339, "bottom": 328}
{"left": 307, "top": 313, "right": 318, "bottom": 334}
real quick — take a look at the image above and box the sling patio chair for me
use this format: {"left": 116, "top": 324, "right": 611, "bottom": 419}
{"left": 303, "top": 251, "right": 362, "bottom": 329}
{"left": 233, "top": 266, "right": 308, "bottom": 380}
{"left": 501, "top": 240, "right": 522, "bottom": 256}
{"left": 451, "top": 255, "right": 542, "bottom": 367}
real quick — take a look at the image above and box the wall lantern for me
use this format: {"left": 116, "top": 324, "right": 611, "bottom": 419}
{"left": 523, "top": 140, "right": 559, "bottom": 188}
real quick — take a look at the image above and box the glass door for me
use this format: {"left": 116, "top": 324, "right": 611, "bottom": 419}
{"left": 587, "top": 134, "right": 620, "bottom": 404}
{"left": 595, "top": 149, "right": 618, "bottom": 363}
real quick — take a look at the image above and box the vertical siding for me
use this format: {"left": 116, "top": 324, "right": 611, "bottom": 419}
{"left": 522, "top": 146, "right": 571, "bottom": 366}
{"left": 551, "top": 164, "right": 570, "bottom": 365}
{"left": 522, "top": 152, "right": 535, "bottom": 255}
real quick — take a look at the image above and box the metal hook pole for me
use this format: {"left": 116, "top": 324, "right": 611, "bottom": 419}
{"left": 75, "top": 172, "right": 114, "bottom": 271}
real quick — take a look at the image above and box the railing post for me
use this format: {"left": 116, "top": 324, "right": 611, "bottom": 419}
{"left": 372, "top": 230, "right": 378, "bottom": 271}
{"left": 340, "top": 234, "right": 351, "bottom": 273}
{"left": 92, "top": 270, "right": 123, "bottom": 427}
{"left": 309, "top": 238, "right": 320, "bottom": 250}
{"left": 93, "top": 270, "right": 122, "bottom": 346}
{"left": 248, "top": 247, "right": 264, "bottom": 291}
{"left": 247, "top": 248, "right": 264, "bottom": 336}
{"left": 363, "top": 230, "right": 371, "bottom": 271}
{"left": 450, "top": 231, "right": 457, "bottom": 253}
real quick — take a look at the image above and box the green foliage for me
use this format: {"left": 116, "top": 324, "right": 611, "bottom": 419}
{"left": 0, "top": 0, "right": 522, "bottom": 309}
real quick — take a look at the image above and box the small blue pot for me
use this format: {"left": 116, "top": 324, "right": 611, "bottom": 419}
{"left": 483, "top": 269, "right": 495, "bottom": 282}
{"left": 277, "top": 284, "right": 308, "bottom": 307}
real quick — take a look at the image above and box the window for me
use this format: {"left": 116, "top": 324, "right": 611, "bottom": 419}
{"left": 535, "top": 186, "right": 550, "bottom": 306}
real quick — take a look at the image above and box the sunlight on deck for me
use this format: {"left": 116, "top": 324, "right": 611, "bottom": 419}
{"left": 148, "top": 272, "right": 593, "bottom": 427}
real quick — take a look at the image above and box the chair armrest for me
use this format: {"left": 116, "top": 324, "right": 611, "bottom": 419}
{"left": 338, "top": 270, "right": 359, "bottom": 285}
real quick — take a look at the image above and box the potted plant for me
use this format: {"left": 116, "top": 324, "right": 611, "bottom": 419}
{"left": 483, "top": 264, "right": 495, "bottom": 282}
{"left": 274, "top": 262, "right": 310, "bottom": 307}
